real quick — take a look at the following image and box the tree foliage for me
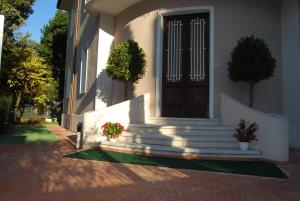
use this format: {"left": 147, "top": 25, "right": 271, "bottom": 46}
{"left": 228, "top": 35, "right": 276, "bottom": 107}
{"left": 0, "top": 0, "right": 35, "bottom": 89}
{"left": 0, "top": 0, "right": 35, "bottom": 124}
{"left": 39, "top": 10, "right": 69, "bottom": 101}
{"left": 106, "top": 40, "right": 146, "bottom": 99}
{"left": 7, "top": 35, "right": 54, "bottom": 117}
{"left": 0, "top": 95, "right": 14, "bottom": 128}
{"left": 107, "top": 40, "right": 146, "bottom": 83}
{"left": 0, "top": 0, "right": 35, "bottom": 35}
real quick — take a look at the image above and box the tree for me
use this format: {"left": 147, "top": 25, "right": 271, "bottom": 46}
{"left": 106, "top": 40, "right": 146, "bottom": 100}
{"left": 228, "top": 35, "right": 276, "bottom": 107}
{"left": 7, "top": 35, "right": 54, "bottom": 118}
{"left": 0, "top": 0, "right": 35, "bottom": 64}
{"left": 0, "top": 0, "right": 35, "bottom": 33}
{"left": 0, "top": 0, "right": 35, "bottom": 90}
{"left": 39, "top": 10, "right": 69, "bottom": 101}
{"left": 0, "top": 0, "right": 36, "bottom": 123}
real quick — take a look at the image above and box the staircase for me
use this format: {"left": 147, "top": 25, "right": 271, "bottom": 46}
{"left": 99, "top": 117, "right": 262, "bottom": 159}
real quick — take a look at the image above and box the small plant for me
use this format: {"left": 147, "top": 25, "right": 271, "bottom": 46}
{"left": 233, "top": 119, "right": 258, "bottom": 142}
{"left": 101, "top": 122, "right": 124, "bottom": 141}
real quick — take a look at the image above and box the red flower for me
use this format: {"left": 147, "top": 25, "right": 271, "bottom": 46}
{"left": 233, "top": 119, "right": 258, "bottom": 142}
{"left": 100, "top": 122, "right": 124, "bottom": 140}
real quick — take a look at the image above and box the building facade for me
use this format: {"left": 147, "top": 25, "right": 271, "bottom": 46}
{"left": 57, "top": 0, "right": 300, "bottom": 161}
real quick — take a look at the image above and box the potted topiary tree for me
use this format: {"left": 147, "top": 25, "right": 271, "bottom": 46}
{"left": 106, "top": 40, "right": 146, "bottom": 100}
{"left": 228, "top": 35, "right": 276, "bottom": 108}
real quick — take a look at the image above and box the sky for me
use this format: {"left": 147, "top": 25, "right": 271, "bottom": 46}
{"left": 19, "top": 0, "right": 58, "bottom": 42}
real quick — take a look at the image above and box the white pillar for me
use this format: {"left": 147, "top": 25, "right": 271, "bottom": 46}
{"left": 95, "top": 14, "right": 115, "bottom": 110}
{"left": 282, "top": 0, "right": 300, "bottom": 148}
{"left": 0, "top": 15, "right": 4, "bottom": 69}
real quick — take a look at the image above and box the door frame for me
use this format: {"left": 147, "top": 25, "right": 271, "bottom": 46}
{"left": 155, "top": 6, "right": 215, "bottom": 119}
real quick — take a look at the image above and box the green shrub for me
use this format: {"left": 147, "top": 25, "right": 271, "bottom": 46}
{"left": 228, "top": 35, "right": 276, "bottom": 107}
{"left": 106, "top": 40, "right": 146, "bottom": 99}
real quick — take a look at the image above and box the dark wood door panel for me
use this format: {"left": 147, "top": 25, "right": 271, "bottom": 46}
{"left": 185, "top": 86, "right": 209, "bottom": 118}
{"left": 162, "top": 13, "right": 209, "bottom": 118}
{"left": 162, "top": 86, "right": 185, "bottom": 117}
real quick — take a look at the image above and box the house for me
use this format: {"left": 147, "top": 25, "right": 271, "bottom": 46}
{"left": 57, "top": 0, "right": 300, "bottom": 162}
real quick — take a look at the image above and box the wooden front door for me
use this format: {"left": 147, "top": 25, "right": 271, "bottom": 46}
{"left": 162, "top": 13, "right": 210, "bottom": 118}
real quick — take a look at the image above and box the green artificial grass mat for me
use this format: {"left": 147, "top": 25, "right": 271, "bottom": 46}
{"left": 0, "top": 127, "right": 58, "bottom": 144}
{"left": 65, "top": 149, "right": 287, "bottom": 179}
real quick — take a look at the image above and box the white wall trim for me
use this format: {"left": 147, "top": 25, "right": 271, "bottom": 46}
{"left": 79, "top": 42, "right": 89, "bottom": 95}
{"left": 155, "top": 6, "right": 215, "bottom": 119}
{"left": 155, "top": 13, "right": 163, "bottom": 117}
{"left": 85, "top": 43, "right": 89, "bottom": 93}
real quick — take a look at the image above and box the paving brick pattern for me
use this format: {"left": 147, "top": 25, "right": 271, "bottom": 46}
{"left": 0, "top": 125, "right": 299, "bottom": 201}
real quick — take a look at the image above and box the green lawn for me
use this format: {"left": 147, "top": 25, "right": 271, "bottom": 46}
{"left": 41, "top": 121, "right": 59, "bottom": 126}
{"left": 0, "top": 127, "right": 58, "bottom": 144}
{"left": 66, "top": 149, "right": 288, "bottom": 179}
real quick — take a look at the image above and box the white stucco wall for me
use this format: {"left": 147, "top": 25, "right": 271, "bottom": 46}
{"left": 95, "top": 13, "right": 115, "bottom": 110}
{"left": 221, "top": 93, "right": 289, "bottom": 162}
{"left": 282, "top": 0, "right": 300, "bottom": 148}
{"left": 83, "top": 93, "right": 151, "bottom": 147}
{"left": 0, "top": 15, "right": 4, "bottom": 69}
{"left": 113, "top": 0, "right": 283, "bottom": 117}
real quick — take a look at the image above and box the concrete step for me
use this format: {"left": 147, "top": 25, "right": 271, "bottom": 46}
{"left": 146, "top": 117, "right": 222, "bottom": 126}
{"left": 119, "top": 132, "right": 239, "bottom": 148}
{"left": 127, "top": 124, "right": 235, "bottom": 135}
{"left": 98, "top": 141, "right": 262, "bottom": 159}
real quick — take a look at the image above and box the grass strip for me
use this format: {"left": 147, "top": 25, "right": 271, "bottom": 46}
{"left": 0, "top": 127, "right": 58, "bottom": 144}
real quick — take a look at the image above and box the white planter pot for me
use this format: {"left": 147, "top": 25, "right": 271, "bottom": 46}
{"left": 100, "top": 136, "right": 117, "bottom": 143}
{"left": 109, "top": 138, "right": 117, "bottom": 143}
{"left": 239, "top": 142, "right": 249, "bottom": 151}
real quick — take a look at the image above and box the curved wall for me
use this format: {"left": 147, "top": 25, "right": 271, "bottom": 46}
{"left": 112, "top": 0, "right": 283, "bottom": 117}
{"left": 221, "top": 93, "right": 289, "bottom": 161}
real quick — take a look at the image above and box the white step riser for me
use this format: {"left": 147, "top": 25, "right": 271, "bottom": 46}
{"left": 127, "top": 126, "right": 234, "bottom": 136}
{"left": 119, "top": 137, "right": 239, "bottom": 148}
{"left": 146, "top": 119, "right": 221, "bottom": 126}
{"left": 97, "top": 142, "right": 262, "bottom": 159}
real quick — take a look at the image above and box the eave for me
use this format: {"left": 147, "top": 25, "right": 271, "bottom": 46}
{"left": 85, "top": 0, "right": 142, "bottom": 16}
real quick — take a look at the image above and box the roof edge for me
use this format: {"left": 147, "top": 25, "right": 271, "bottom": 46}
{"left": 57, "top": 0, "right": 72, "bottom": 11}
{"left": 57, "top": 0, "right": 62, "bottom": 9}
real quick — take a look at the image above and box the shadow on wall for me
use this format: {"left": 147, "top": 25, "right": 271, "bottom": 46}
{"left": 96, "top": 69, "right": 112, "bottom": 107}
{"left": 76, "top": 78, "right": 96, "bottom": 115}
{"left": 129, "top": 92, "right": 144, "bottom": 124}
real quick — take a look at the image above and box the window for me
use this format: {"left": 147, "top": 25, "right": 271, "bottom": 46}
{"left": 66, "top": 66, "right": 72, "bottom": 98}
{"left": 84, "top": 0, "right": 88, "bottom": 13}
{"left": 79, "top": 43, "right": 88, "bottom": 94}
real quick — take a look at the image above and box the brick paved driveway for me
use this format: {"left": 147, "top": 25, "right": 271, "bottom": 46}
{"left": 0, "top": 125, "right": 299, "bottom": 201}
